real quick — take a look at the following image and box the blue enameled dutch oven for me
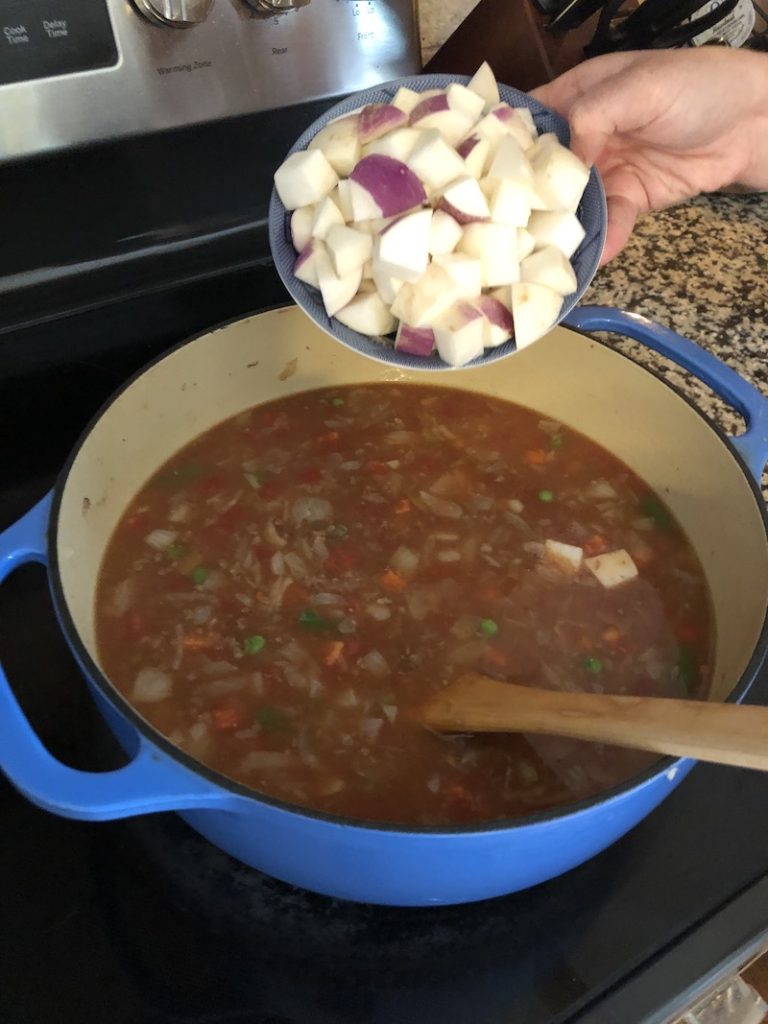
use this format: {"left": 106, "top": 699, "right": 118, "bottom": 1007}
{"left": 1, "top": 305, "right": 767, "bottom": 907}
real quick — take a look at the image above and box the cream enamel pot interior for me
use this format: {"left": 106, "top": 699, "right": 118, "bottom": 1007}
{"left": 1, "top": 304, "right": 768, "bottom": 907}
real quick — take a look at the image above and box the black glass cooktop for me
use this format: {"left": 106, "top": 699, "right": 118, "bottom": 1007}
{"left": 2, "top": 265, "right": 768, "bottom": 1024}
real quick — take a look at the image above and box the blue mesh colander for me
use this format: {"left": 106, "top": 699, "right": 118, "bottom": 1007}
{"left": 268, "top": 74, "right": 606, "bottom": 371}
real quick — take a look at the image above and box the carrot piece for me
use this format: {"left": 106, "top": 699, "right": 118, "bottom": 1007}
{"left": 484, "top": 646, "right": 508, "bottom": 669}
{"left": 602, "top": 625, "right": 622, "bottom": 646}
{"left": 324, "top": 641, "right": 345, "bottom": 667}
{"left": 583, "top": 534, "right": 608, "bottom": 557}
{"left": 211, "top": 706, "right": 244, "bottom": 731}
{"left": 183, "top": 632, "right": 215, "bottom": 651}
{"left": 394, "top": 498, "right": 412, "bottom": 514}
{"left": 524, "top": 448, "right": 550, "bottom": 466}
{"left": 366, "top": 460, "right": 389, "bottom": 474}
{"left": 380, "top": 569, "right": 407, "bottom": 593}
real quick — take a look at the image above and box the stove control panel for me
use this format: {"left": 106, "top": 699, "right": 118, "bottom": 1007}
{"left": 132, "top": 0, "right": 216, "bottom": 28}
{"left": 0, "top": 0, "right": 420, "bottom": 162}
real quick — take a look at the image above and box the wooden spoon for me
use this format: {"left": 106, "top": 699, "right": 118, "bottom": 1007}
{"left": 419, "top": 673, "right": 768, "bottom": 772}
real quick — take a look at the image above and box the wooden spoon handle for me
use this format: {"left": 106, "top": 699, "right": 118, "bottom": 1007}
{"left": 420, "top": 674, "right": 768, "bottom": 772}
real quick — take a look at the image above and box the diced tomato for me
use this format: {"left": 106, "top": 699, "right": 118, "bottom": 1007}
{"left": 675, "top": 621, "right": 699, "bottom": 645}
{"left": 259, "top": 480, "right": 282, "bottom": 501}
{"left": 327, "top": 543, "right": 359, "bottom": 573}
{"left": 524, "top": 449, "right": 550, "bottom": 466}
{"left": 366, "top": 460, "right": 389, "bottom": 475}
{"left": 211, "top": 700, "right": 247, "bottom": 731}
{"left": 197, "top": 474, "right": 226, "bottom": 495}
{"left": 124, "top": 610, "right": 145, "bottom": 638}
{"left": 214, "top": 504, "right": 249, "bottom": 531}
{"left": 125, "top": 511, "right": 149, "bottom": 532}
{"left": 315, "top": 431, "right": 340, "bottom": 450}
{"left": 380, "top": 569, "right": 407, "bottom": 593}
{"left": 394, "top": 498, "right": 412, "bottom": 515}
{"left": 298, "top": 466, "right": 322, "bottom": 485}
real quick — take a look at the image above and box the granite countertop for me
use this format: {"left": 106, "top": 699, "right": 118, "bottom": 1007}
{"left": 581, "top": 192, "right": 768, "bottom": 440}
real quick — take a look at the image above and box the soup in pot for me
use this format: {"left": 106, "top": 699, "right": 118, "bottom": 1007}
{"left": 95, "top": 384, "right": 713, "bottom": 825}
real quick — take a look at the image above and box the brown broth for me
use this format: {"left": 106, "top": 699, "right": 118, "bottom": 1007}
{"left": 95, "top": 384, "right": 714, "bottom": 825}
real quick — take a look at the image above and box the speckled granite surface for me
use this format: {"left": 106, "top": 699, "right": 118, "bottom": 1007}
{"left": 578, "top": 192, "right": 768, "bottom": 440}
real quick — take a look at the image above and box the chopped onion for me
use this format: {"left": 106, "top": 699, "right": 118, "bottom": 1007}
{"left": 240, "top": 750, "right": 294, "bottom": 773}
{"left": 309, "top": 678, "right": 324, "bottom": 698}
{"left": 385, "top": 431, "right": 415, "bottom": 444}
{"left": 341, "top": 461, "right": 361, "bottom": 471}
{"left": 390, "top": 545, "right": 420, "bottom": 578}
{"left": 271, "top": 551, "right": 285, "bottom": 575}
{"left": 538, "top": 419, "right": 562, "bottom": 436}
{"left": 144, "top": 529, "right": 177, "bottom": 552}
{"left": 338, "top": 688, "right": 359, "bottom": 707}
{"left": 587, "top": 479, "right": 618, "bottom": 500}
{"left": 291, "top": 497, "right": 332, "bottom": 525}
{"left": 108, "top": 578, "right": 136, "bottom": 617}
{"left": 201, "top": 569, "right": 227, "bottom": 592}
{"left": 437, "top": 549, "right": 461, "bottom": 563}
{"left": 382, "top": 704, "right": 398, "bottom": 724}
{"left": 312, "top": 534, "right": 330, "bottom": 562}
{"left": 168, "top": 503, "right": 190, "bottom": 523}
{"left": 359, "top": 649, "right": 390, "bottom": 677}
{"left": 188, "top": 721, "right": 209, "bottom": 742}
{"left": 367, "top": 603, "right": 392, "bottom": 622}
{"left": 284, "top": 551, "right": 309, "bottom": 581}
{"left": 190, "top": 604, "right": 213, "bottom": 626}
{"left": 426, "top": 774, "right": 441, "bottom": 794}
{"left": 311, "top": 592, "right": 345, "bottom": 606}
{"left": 419, "top": 491, "right": 462, "bottom": 519}
{"left": 131, "top": 667, "right": 172, "bottom": 703}
{"left": 201, "top": 658, "right": 238, "bottom": 676}
{"left": 264, "top": 519, "right": 287, "bottom": 549}
{"left": 472, "top": 495, "right": 494, "bottom": 511}
{"left": 338, "top": 617, "right": 358, "bottom": 635}
{"left": 361, "top": 718, "right": 384, "bottom": 742}
{"left": 507, "top": 499, "right": 524, "bottom": 513}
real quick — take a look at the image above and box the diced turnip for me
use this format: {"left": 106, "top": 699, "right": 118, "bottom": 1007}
{"left": 473, "top": 111, "right": 507, "bottom": 147}
{"left": 456, "top": 134, "right": 491, "bottom": 178}
{"left": 358, "top": 103, "right": 408, "bottom": 145}
{"left": 473, "top": 294, "right": 514, "bottom": 348}
{"left": 408, "top": 94, "right": 474, "bottom": 146}
{"left": 433, "top": 301, "right": 485, "bottom": 367}
{"left": 467, "top": 61, "right": 500, "bottom": 112}
{"left": 371, "top": 259, "right": 403, "bottom": 306}
{"left": 527, "top": 211, "right": 586, "bottom": 259}
{"left": 335, "top": 289, "right": 397, "bottom": 335}
{"left": 521, "top": 245, "right": 577, "bottom": 296}
{"left": 361, "top": 259, "right": 374, "bottom": 281}
{"left": 334, "top": 181, "right": 354, "bottom": 222}
{"left": 490, "top": 103, "right": 535, "bottom": 150}
{"left": 446, "top": 83, "right": 485, "bottom": 122}
{"left": 307, "top": 116, "right": 360, "bottom": 178}
{"left": 428, "top": 209, "right": 463, "bottom": 256}
{"left": 364, "top": 127, "right": 423, "bottom": 163}
{"left": 458, "top": 222, "right": 518, "bottom": 287}
{"left": 478, "top": 176, "right": 495, "bottom": 199}
{"left": 374, "top": 208, "right": 432, "bottom": 282}
{"left": 293, "top": 239, "right": 326, "bottom": 288}
{"left": 433, "top": 253, "right": 483, "bottom": 299}
{"left": 395, "top": 323, "right": 436, "bottom": 357}
{"left": 489, "top": 285, "right": 512, "bottom": 311}
{"left": 390, "top": 263, "right": 458, "bottom": 327}
{"left": 518, "top": 226, "right": 536, "bottom": 260}
{"left": 544, "top": 539, "right": 583, "bottom": 574}
{"left": 407, "top": 129, "right": 467, "bottom": 191}
{"left": 437, "top": 175, "right": 490, "bottom": 225}
{"left": 488, "top": 177, "right": 531, "bottom": 228}
{"left": 326, "top": 223, "right": 373, "bottom": 277}
{"left": 585, "top": 549, "right": 638, "bottom": 589}
{"left": 511, "top": 281, "right": 563, "bottom": 349}
{"left": 487, "top": 135, "right": 533, "bottom": 185}
{"left": 391, "top": 86, "right": 421, "bottom": 114}
{"left": 316, "top": 249, "right": 363, "bottom": 318}
{"left": 349, "top": 155, "right": 427, "bottom": 220}
{"left": 514, "top": 106, "right": 537, "bottom": 138}
{"left": 290, "top": 206, "right": 314, "bottom": 251}
{"left": 311, "top": 195, "right": 345, "bottom": 241}
{"left": 529, "top": 135, "right": 590, "bottom": 211}
{"left": 274, "top": 149, "right": 338, "bottom": 210}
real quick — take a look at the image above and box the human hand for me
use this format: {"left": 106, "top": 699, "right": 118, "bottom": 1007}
{"left": 532, "top": 48, "right": 768, "bottom": 264}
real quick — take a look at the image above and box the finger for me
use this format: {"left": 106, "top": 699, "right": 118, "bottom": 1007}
{"left": 600, "top": 193, "right": 639, "bottom": 265}
{"left": 530, "top": 53, "right": 642, "bottom": 120}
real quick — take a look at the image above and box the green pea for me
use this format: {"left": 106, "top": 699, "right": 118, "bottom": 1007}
{"left": 550, "top": 434, "right": 563, "bottom": 449}
{"left": 243, "top": 634, "right": 266, "bottom": 655}
{"left": 331, "top": 397, "right": 345, "bottom": 407}
{"left": 479, "top": 618, "right": 498, "bottom": 636}
{"left": 583, "top": 656, "right": 603, "bottom": 674}
{"left": 256, "top": 705, "right": 288, "bottom": 731}
{"left": 298, "top": 608, "right": 331, "bottom": 630}
{"left": 538, "top": 489, "right": 554, "bottom": 503}
{"left": 191, "top": 566, "right": 209, "bottom": 585}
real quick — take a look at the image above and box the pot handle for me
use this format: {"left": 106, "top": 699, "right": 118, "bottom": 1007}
{"left": 0, "top": 492, "right": 233, "bottom": 821}
{"left": 564, "top": 306, "right": 768, "bottom": 483}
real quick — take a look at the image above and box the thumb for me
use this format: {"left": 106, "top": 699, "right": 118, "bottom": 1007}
{"left": 600, "top": 193, "right": 639, "bottom": 265}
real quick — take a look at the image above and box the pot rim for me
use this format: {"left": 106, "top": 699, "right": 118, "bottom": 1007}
{"left": 47, "top": 303, "right": 768, "bottom": 835}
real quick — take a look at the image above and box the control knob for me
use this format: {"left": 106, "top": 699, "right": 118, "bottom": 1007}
{"left": 243, "top": 0, "right": 310, "bottom": 13}
{"left": 133, "top": 0, "right": 215, "bottom": 27}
